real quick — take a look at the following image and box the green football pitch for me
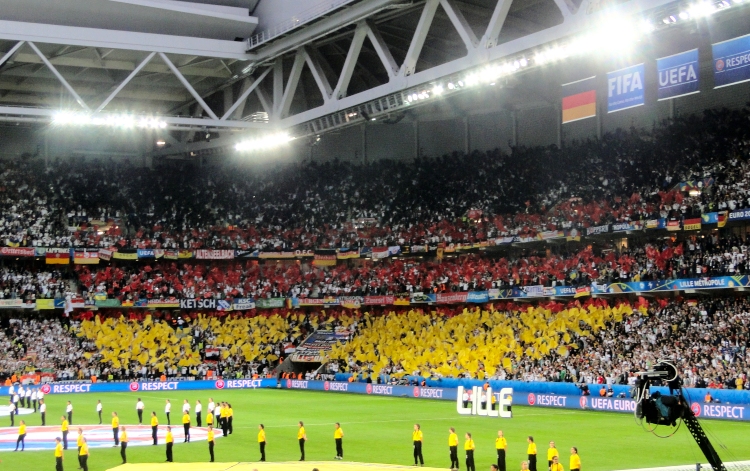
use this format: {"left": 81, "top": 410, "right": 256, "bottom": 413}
{"left": 2, "top": 388, "right": 749, "bottom": 471}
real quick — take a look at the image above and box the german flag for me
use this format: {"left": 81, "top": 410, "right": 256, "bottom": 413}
{"left": 562, "top": 76, "right": 597, "bottom": 124}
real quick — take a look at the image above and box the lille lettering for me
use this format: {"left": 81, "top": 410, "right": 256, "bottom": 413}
{"left": 457, "top": 386, "right": 513, "bottom": 418}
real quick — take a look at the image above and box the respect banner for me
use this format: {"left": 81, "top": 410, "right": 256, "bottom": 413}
{"left": 713, "top": 34, "right": 750, "bottom": 88}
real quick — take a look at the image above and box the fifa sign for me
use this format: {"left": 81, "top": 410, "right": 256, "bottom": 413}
{"left": 457, "top": 386, "right": 513, "bottom": 418}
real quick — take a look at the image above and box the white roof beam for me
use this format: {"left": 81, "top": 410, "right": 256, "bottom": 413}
{"left": 27, "top": 41, "right": 90, "bottom": 110}
{"left": 0, "top": 20, "right": 252, "bottom": 60}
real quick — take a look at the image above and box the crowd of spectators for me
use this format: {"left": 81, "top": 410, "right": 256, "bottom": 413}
{"left": 0, "top": 263, "right": 74, "bottom": 302}
{"left": 0, "top": 316, "right": 85, "bottom": 379}
{"left": 327, "top": 298, "right": 749, "bottom": 391}
{"left": 0, "top": 107, "right": 748, "bottom": 252}
{"left": 73, "top": 229, "right": 750, "bottom": 301}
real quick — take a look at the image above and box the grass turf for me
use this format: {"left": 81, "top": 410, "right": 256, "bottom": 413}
{"left": 1, "top": 388, "right": 749, "bottom": 471}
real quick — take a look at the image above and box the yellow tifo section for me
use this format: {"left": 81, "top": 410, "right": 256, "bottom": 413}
{"left": 74, "top": 312, "right": 304, "bottom": 372}
{"left": 329, "top": 303, "right": 639, "bottom": 379}
{"left": 107, "top": 461, "right": 448, "bottom": 471}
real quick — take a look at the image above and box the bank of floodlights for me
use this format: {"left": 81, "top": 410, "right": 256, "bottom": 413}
{"left": 52, "top": 112, "right": 167, "bottom": 129}
{"left": 234, "top": 133, "right": 294, "bottom": 152}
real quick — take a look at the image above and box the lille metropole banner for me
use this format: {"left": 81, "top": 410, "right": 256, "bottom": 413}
{"left": 2, "top": 380, "right": 748, "bottom": 422}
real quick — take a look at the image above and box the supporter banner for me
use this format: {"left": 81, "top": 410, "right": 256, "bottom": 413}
{"left": 178, "top": 299, "right": 217, "bottom": 310}
{"left": 339, "top": 296, "right": 363, "bottom": 309}
{"left": 337, "top": 248, "right": 359, "bottom": 260}
{"left": 46, "top": 248, "right": 70, "bottom": 264}
{"left": 34, "top": 247, "right": 49, "bottom": 257}
{"left": 371, "top": 246, "right": 400, "bottom": 259}
{"left": 35, "top": 299, "right": 56, "bottom": 310}
{"left": 359, "top": 247, "right": 372, "bottom": 258}
{"left": 511, "top": 286, "right": 576, "bottom": 299}
{"left": 364, "top": 296, "right": 394, "bottom": 305}
{"left": 511, "top": 285, "right": 547, "bottom": 298}
{"left": 586, "top": 225, "right": 610, "bottom": 236}
{"left": 488, "top": 288, "right": 513, "bottom": 300}
{"left": 666, "top": 220, "right": 681, "bottom": 231}
{"left": 611, "top": 221, "right": 644, "bottom": 232}
{"left": 255, "top": 298, "right": 286, "bottom": 309}
{"left": 293, "top": 297, "right": 340, "bottom": 308}
{"left": 607, "top": 63, "right": 645, "bottom": 113}
{"left": 74, "top": 250, "right": 99, "bottom": 264}
{"left": 657, "top": 49, "right": 700, "bottom": 100}
{"left": 164, "top": 250, "right": 179, "bottom": 260}
{"left": 728, "top": 209, "right": 750, "bottom": 221}
{"left": 574, "top": 286, "right": 591, "bottom": 298}
{"left": 645, "top": 219, "right": 666, "bottom": 230}
{"left": 466, "top": 291, "right": 489, "bottom": 303}
{"left": 259, "top": 251, "right": 296, "bottom": 259}
{"left": 1, "top": 246, "right": 35, "bottom": 257}
{"left": 113, "top": 251, "right": 138, "bottom": 260}
{"left": 536, "top": 230, "right": 565, "bottom": 241}
{"left": 713, "top": 33, "right": 750, "bottom": 88}
{"left": 148, "top": 299, "right": 180, "bottom": 308}
{"left": 0, "top": 299, "right": 34, "bottom": 309}
{"left": 231, "top": 298, "right": 256, "bottom": 310}
{"left": 195, "top": 249, "right": 234, "bottom": 260}
{"left": 683, "top": 218, "right": 702, "bottom": 231}
{"left": 313, "top": 253, "right": 337, "bottom": 267}
{"left": 393, "top": 294, "right": 410, "bottom": 306}
{"left": 701, "top": 212, "right": 727, "bottom": 227}
{"left": 561, "top": 76, "right": 597, "bottom": 124}
{"left": 95, "top": 299, "right": 122, "bottom": 308}
{"left": 178, "top": 250, "right": 194, "bottom": 259}
{"left": 410, "top": 292, "right": 437, "bottom": 304}
{"left": 98, "top": 249, "right": 113, "bottom": 261}
{"left": 436, "top": 292, "right": 468, "bottom": 304}
{"left": 137, "top": 249, "right": 155, "bottom": 259}
{"left": 290, "top": 330, "right": 351, "bottom": 362}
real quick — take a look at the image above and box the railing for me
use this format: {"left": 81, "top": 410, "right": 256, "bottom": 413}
{"left": 246, "top": 0, "right": 358, "bottom": 49}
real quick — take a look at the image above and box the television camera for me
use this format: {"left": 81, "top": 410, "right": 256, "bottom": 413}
{"left": 634, "top": 361, "right": 725, "bottom": 471}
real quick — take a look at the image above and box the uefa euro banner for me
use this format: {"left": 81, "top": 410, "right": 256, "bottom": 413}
{"left": 607, "top": 63, "right": 645, "bottom": 113}
{"left": 657, "top": 49, "right": 700, "bottom": 100}
{"left": 713, "top": 33, "right": 750, "bottom": 88}
{"left": 561, "top": 76, "right": 596, "bottom": 124}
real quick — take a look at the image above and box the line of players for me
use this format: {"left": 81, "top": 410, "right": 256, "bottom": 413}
{"left": 7, "top": 395, "right": 582, "bottom": 471}
{"left": 413, "top": 426, "right": 582, "bottom": 471}
{"left": 6, "top": 384, "right": 46, "bottom": 423}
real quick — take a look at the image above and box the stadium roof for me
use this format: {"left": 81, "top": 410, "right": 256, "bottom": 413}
{"left": 0, "top": 0, "right": 737, "bottom": 154}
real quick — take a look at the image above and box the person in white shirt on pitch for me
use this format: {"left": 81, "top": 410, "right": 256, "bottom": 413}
{"left": 96, "top": 400, "right": 103, "bottom": 424}
{"left": 66, "top": 400, "right": 73, "bottom": 424}
{"left": 8, "top": 399, "right": 15, "bottom": 426}
{"left": 12, "top": 392, "right": 20, "bottom": 407}
{"left": 207, "top": 398, "right": 215, "bottom": 417}
{"left": 136, "top": 398, "right": 145, "bottom": 424}
{"left": 165, "top": 400, "right": 172, "bottom": 425}
{"left": 195, "top": 400, "right": 202, "bottom": 427}
{"left": 37, "top": 388, "right": 44, "bottom": 404}
{"left": 31, "top": 389, "right": 37, "bottom": 412}
{"left": 18, "top": 386, "right": 25, "bottom": 407}
{"left": 24, "top": 387, "right": 32, "bottom": 409}
{"left": 182, "top": 399, "right": 190, "bottom": 414}
{"left": 39, "top": 399, "right": 47, "bottom": 426}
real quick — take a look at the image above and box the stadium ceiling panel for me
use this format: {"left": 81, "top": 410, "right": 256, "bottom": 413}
{"left": 0, "top": 0, "right": 683, "bottom": 141}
